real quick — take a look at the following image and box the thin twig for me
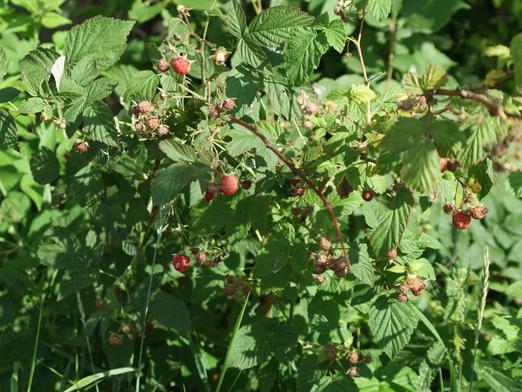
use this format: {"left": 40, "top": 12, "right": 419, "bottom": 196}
{"left": 425, "top": 88, "right": 522, "bottom": 120}
{"left": 230, "top": 117, "right": 350, "bottom": 268}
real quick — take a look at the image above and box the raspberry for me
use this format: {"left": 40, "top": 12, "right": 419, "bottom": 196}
{"left": 315, "top": 275, "right": 325, "bottom": 284}
{"left": 58, "top": 120, "right": 67, "bottom": 129}
{"left": 386, "top": 248, "right": 398, "bottom": 260}
{"left": 347, "top": 368, "right": 359, "bottom": 377}
{"left": 447, "top": 160, "right": 460, "bottom": 172}
{"left": 452, "top": 211, "right": 471, "bottom": 229}
{"left": 313, "top": 263, "right": 327, "bottom": 274}
{"left": 95, "top": 298, "right": 105, "bottom": 311}
{"left": 171, "top": 56, "right": 192, "bottom": 75}
{"left": 221, "top": 174, "right": 239, "bottom": 196}
{"left": 157, "top": 57, "right": 169, "bottom": 72}
{"left": 108, "top": 333, "right": 123, "bottom": 346}
{"left": 335, "top": 268, "right": 347, "bottom": 278}
{"left": 207, "top": 183, "right": 221, "bottom": 194}
{"left": 74, "top": 140, "right": 89, "bottom": 153}
{"left": 397, "top": 293, "right": 408, "bottom": 302}
{"left": 439, "top": 157, "right": 449, "bottom": 172}
{"left": 324, "top": 344, "right": 337, "bottom": 361}
{"left": 147, "top": 117, "right": 160, "bottom": 130}
{"left": 204, "top": 190, "right": 216, "bottom": 202}
{"left": 134, "top": 122, "right": 146, "bottom": 133}
{"left": 210, "top": 48, "right": 229, "bottom": 66}
{"left": 347, "top": 351, "right": 360, "bottom": 364}
{"left": 209, "top": 105, "right": 220, "bottom": 118}
{"left": 362, "top": 189, "right": 374, "bottom": 202}
{"left": 157, "top": 124, "right": 169, "bottom": 136}
{"left": 443, "top": 203, "right": 455, "bottom": 214}
{"left": 136, "top": 100, "right": 152, "bottom": 114}
{"left": 337, "top": 177, "right": 353, "bottom": 199}
{"left": 120, "top": 323, "right": 132, "bottom": 335}
{"left": 196, "top": 251, "right": 207, "bottom": 264}
{"left": 317, "top": 236, "right": 332, "bottom": 252}
{"left": 304, "top": 102, "right": 321, "bottom": 115}
{"left": 315, "top": 253, "right": 329, "bottom": 265}
{"left": 222, "top": 98, "right": 237, "bottom": 110}
{"left": 172, "top": 253, "right": 190, "bottom": 272}
{"left": 405, "top": 276, "right": 427, "bottom": 296}
{"left": 468, "top": 205, "right": 487, "bottom": 220}
{"left": 223, "top": 286, "right": 235, "bottom": 296}
{"left": 293, "top": 186, "right": 306, "bottom": 197}
{"left": 240, "top": 180, "right": 252, "bottom": 190}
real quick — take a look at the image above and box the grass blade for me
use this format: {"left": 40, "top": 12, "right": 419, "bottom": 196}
{"left": 64, "top": 367, "right": 135, "bottom": 392}
{"left": 215, "top": 292, "right": 250, "bottom": 392}
{"left": 27, "top": 291, "right": 44, "bottom": 392}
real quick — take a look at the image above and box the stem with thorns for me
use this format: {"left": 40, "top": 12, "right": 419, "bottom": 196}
{"left": 230, "top": 117, "right": 350, "bottom": 268}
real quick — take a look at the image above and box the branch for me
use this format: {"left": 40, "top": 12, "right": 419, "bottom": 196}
{"left": 230, "top": 117, "right": 350, "bottom": 269}
{"left": 426, "top": 88, "right": 522, "bottom": 120}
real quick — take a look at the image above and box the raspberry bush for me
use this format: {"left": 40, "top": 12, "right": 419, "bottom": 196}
{"left": 1, "top": 0, "right": 522, "bottom": 391}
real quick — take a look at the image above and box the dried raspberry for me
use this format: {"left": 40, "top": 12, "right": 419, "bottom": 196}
{"left": 362, "top": 189, "right": 374, "bottom": 202}
{"left": 171, "top": 56, "right": 192, "bottom": 75}
{"left": 108, "top": 333, "right": 123, "bottom": 346}
{"left": 397, "top": 293, "right": 408, "bottom": 302}
{"left": 446, "top": 160, "right": 460, "bottom": 172}
{"left": 157, "top": 57, "right": 169, "bottom": 72}
{"left": 468, "top": 205, "right": 487, "bottom": 220}
{"left": 315, "top": 275, "right": 325, "bottom": 284}
{"left": 74, "top": 139, "right": 89, "bottom": 153}
{"left": 221, "top": 175, "right": 239, "bottom": 197}
{"left": 210, "top": 48, "right": 229, "bottom": 66}
{"left": 443, "top": 203, "right": 455, "bottom": 214}
{"left": 172, "top": 253, "right": 190, "bottom": 272}
{"left": 223, "top": 286, "right": 235, "bottom": 296}
{"left": 196, "top": 251, "right": 207, "bottom": 265}
{"left": 304, "top": 102, "right": 321, "bottom": 115}
{"left": 317, "top": 236, "right": 332, "bottom": 252}
{"left": 406, "top": 276, "right": 426, "bottom": 294}
{"left": 386, "top": 248, "right": 398, "bottom": 260}
{"left": 95, "top": 298, "right": 105, "bottom": 311}
{"left": 337, "top": 177, "right": 353, "bottom": 199}
{"left": 347, "top": 351, "right": 360, "bottom": 364}
{"left": 240, "top": 180, "right": 252, "bottom": 190}
{"left": 452, "top": 211, "right": 471, "bottom": 229}
{"left": 293, "top": 186, "right": 307, "bottom": 196}
{"left": 313, "top": 263, "right": 327, "bottom": 274}
{"left": 209, "top": 105, "right": 220, "bottom": 118}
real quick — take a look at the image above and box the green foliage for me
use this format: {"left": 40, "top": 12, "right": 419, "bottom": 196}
{"left": 0, "top": 0, "right": 522, "bottom": 391}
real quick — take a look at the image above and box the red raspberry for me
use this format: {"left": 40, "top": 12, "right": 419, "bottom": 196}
{"left": 222, "top": 98, "right": 237, "bottom": 110}
{"left": 362, "top": 189, "right": 374, "bottom": 202}
{"left": 204, "top": 190, "right": 216, "bottom": 201}
{"left": 221, "top": 175, "right": 239, "bottom": 196}
{"left": 95, "top": 298, "right": 105, "bottom": 311}
{"left": 172, "top": 253, "right": 190, "bottom": 272}
{"left": 171, "top": 56, "right": 192, "bottom": 75}
{"left": 108, "top": 333, "right": 123, "bottom": 346}
{"left": 452, "top": 211, "right": 471, "bottom": 229}
{"left": 240, "top": 180, "right": 252, "bottom": 190}
{"left": 157, "top": 58, "right": 169, "bottom": 72}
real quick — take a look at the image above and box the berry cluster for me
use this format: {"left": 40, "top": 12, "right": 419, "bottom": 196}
{"left": 223, "top": 276, "right": 251, "bottom": 298}
{"left": 312, "top": 236, "right": 349, "bottom": 279}
{"left": 205, "top": 174, "right": 250, "bottom": 201}
{"left": 132, "top": 100, "right": 169, "bottom": 138}
{"left": 444, "top": 203, "right": 488, "bottom": 230}
{"left": 194, "top": 249, "right": 222, "bottom": 267}
{"left": 396, "top": 275, "right": 428, "bottom": 302}
{"left": 322, "top": 344, "right": 371, "bottom": 377}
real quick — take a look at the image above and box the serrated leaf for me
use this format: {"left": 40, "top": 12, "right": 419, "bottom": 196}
{"left": 124, "top": 70, "right": 159, "bottom": 101}
{"left": 511, "top": 33, "right": 522, "bottom": 87}
{"left": 459, "top": 118, "right": 499, "bottom": 167}
{"left": 64, "top": 16, "right": 134, "bottom": 71}
{"left": 224, "top": 0, "right": 246, "bottom": 38}
{"left": 83, "top": 102, "right": 118, "bottom": 146}
{"left": 400, "top": 139, "right": 440, "bottom": 193}
{"left": 19, "top": 97, "right": 46, "bottom": 114}
{"left": 159, "top": 140, "right": 197, "bottom": 162}
{"left": 476, "top": 361, "right": 522, "bottom": 392}
{"left": 506, "top": 172, "right": 522, "bottom": 198}
{"left": 419, "top": 64, "right": 447, "bottom": 89}
{"left": 430, "top": 120, "right": 464, "bottom": 158}
{"left": 19, "top": 47, "right": 59, "bottom": 95}
{"left": 30, "top": 147, "right": 60, "bottom": 185}
{"left": 284, "top": 28, "right": 329, "bottom": 85}
{"left": 369, "top": 295, "right": 418, "bottom": 358}
{"left": 370, "top": 189, "right": 411, "bottom": 257}
{"left": 324, "top": 19, "right": 347, "bottom": 53}
{"left": 0, "top": 109, "right": 18, "bottom": 148}
{"left": 151, "top": 163, "right": 196, "bottom": 205}
{"left": 236, "top": 36, "right": 269, "bottom": 67}
{"left": 367, "top": 0, "right": 392, "bottom": 21}
{"left": 350, "top": 84, "right": 376, "bottom": 104}
{"left": 149, "top": 291, "right": 191, "bottom": 335}
{"left": 247, "top": 6, "right": 314, "bottom": 47}
{"left": 228, "top": 325, "right": 259, "bottom": 370}
{"left": 349, "top": 243, "right": 375, "bottom": 286}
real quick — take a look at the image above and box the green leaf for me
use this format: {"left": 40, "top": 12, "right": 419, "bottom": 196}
{"left": 83, "top": 102, "right": 118, "bottom": 146}
{"left": 64, "top": 367, "right": 135, "bottom": 392}
{"left": 19, "top": 47, "right": 59, "bottom": 95}
{"left": 224, "top": 0, "right": 246, "bottom": 38}
{"left": 0, "top": 48, "right": 7, "bottom": 80}
{"left": 227, "top": 325, "right": 258, "bottom": 370}
{"left": 506, "top": 172, "right": 522, "bottom": 198}
{"left": 370, "top": 189, "right": 411, "bottom": 257}
{"left": 430, "top": 120, "right": 464, "bottom": 158}
{"left": 149, "top": 291, "right": 191, "bottom": 335}
{"left": 236, "top": 36, "right": 269, "bottom": 67}
{"left": 459, "top": 118, "right": 499, "bottom": 167}
{"left": 151, "top": 163, "right": 196, "bottom": 205}
{"left": 30, "top": 147, "right": 60, "bottom": 185}
{"left": 284, "top": 28, "right": 329, "bottom": 85}
{"left": 124, "top": 70, "right": 159, "bottom": 101}
{"left": 247, "top": 6, "right": 314, "bottom": 47}
{"left": 369, "top": 295, "right": 419, "bottom": 358}
{"left": 400, "top": 139, "right": 440, "bottom": 193}
{"left": 349, "top": 242, "right": 375, "bottom": 286}
{"left": 419, "top": 64, "right": 448, "bottom": 89}
{"left": 476, "top": 361, "right": 522, "bottom": 392}
{"left": 323, "top": 19, "right": 347, "bottom": 53}
{"left": 41, "top": 12, "right": 71, "bottom": 28}
{"left": 510, "top": 33, "right": 522, "bottom": 87}
{"left": 64, "top": 16, "right": 135, "bottom": 71}
{"left": 159, "top": 140, "right": 197, "bottom": 162}
{"left": 0, "top": 109, "right": 18, "bottom": 148}
{"left": 18, "top": 97, "right": 46, "bottom": 114}
{"left": 367, "top": 0, "right": 392, "bottom": 21}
